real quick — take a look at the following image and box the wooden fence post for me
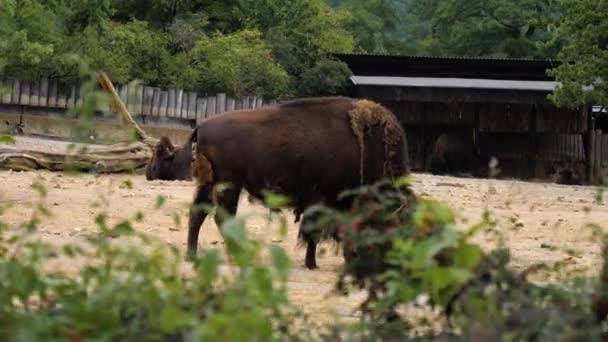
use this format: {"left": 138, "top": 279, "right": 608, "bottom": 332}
{"left": 30, "top": 80, "right": 40, "bottom": 106}
{"left": 227, "top": 97, "right": 235, "bottom": 112}
{"left": 142, "top": 86, "right": 154, "bottom": 115}
{"left": 20, "top": 81, "right": 30, "bottom": 105}
{"left": 586, "top": 106, "right": 595, "bottom": 184}
{"left": 207, "top": 96, "right": 216, "bottom": 117}
{"left": 57, "top": 83, "right": 67, "bottom": 108}
{"left": 151, "top": 88, "right": 161, "bottom": 117}
{"left": 174, "top": 89, "right": 183, "bottom": 118}
{"left": 48, "top": 81, "right": 58, "bottom": 107}
{"left": 196, "top": 98, "right": 207, "bottom": 124}
{"left": 39, "top": 79, "right": 49, "bottom": 107}
{"left": 134, "top": 85, "right": 144, "bottom": 116}
{"left": 187, "top": 92, "right": 197, "bottom": 120}
{"left": 11, "top": 79, "right": 20, "bottom": 104}
{"left": 67, "top": 85, "right": 76, "bottom": 108}
{"left": 216, "top": 93, "right": 226, "bottom": 114}
{"left": 167, "top": 89, "right": 176, "bottom": 117}
{"left": 595, "top": 130, "right": 603, "bottom": 184}
{"left": 1, "top": 78, "right": 12, "bottom": 104}
{"left": 159, "top": 91, "right": 168, "bottom": 117}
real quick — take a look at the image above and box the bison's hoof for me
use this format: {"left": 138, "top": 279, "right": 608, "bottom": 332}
{"left": 305, "top": 260, "right": 318, "bottom": 270}
{"left": 185, "top": 250, "right": 198, "bottom": 263}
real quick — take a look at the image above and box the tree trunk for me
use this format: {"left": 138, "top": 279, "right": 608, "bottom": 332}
{"left": 0, "top": 73, "right": 159, "bottom": 173}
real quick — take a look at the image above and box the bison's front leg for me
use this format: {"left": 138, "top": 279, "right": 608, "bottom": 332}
{"left": 187, "top": 183, "right": 214, "bottom": 260}
{"left": 298, "top": 214, "right": 320, "bottom": 270}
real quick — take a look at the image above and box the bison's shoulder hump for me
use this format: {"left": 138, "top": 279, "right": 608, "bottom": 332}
{"left": 277, "top": 96, "right": 353, "bottom": 109}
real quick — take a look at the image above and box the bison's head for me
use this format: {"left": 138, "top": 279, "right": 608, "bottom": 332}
{"left": 146, "top": 136, "right": 193, "bottom": 181}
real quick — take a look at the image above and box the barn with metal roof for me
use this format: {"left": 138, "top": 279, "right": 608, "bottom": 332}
{"left": 333, "top": 53, "right": 600, "bottom": 184}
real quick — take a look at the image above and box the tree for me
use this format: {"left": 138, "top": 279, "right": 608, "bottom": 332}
{"left": 189, "top": 30, "right": 291, "bottom": 98}
{"left": 333, "top": 0, "right": 405, "bottom": 54}
{"left": 403, "top": 0, "right": 557, "bottom": 58}
{"left": 0, "top": 0, "right": 73, "bottom": 79}
{"left": 298, "top": 59, "right": 352, "bottom": 96}
{"left": 72, "top": 20, "right": 171, "bottom": 85}
{"left": 238, "top": 0, "right": 355, "bottom": 78}
{"left": 548, "top": 0, "right": 608, "bottom": 108}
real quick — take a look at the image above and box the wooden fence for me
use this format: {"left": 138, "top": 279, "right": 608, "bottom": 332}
{"left": 0, "top": 78, "right": 276, "bottom": 124}
{"left": 589, "top": 129, "right": 608, "bottom": 184}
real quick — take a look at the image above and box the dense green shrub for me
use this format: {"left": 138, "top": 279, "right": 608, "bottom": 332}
{"left": 298, "top": 59, "right": 352, "bottom": 97}
{"left": 189, "top": 30, "right": 292, "bottom": 98}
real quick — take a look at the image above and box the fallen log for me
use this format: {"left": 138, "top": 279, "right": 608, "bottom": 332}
{"left": 0, "top": 73, "right": 159, "bottom": 173}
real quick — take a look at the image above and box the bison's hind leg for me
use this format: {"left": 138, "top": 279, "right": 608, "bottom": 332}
{"left": 187, "top": 183, "right": 214, "bottom": 260}
{"left": 213, "top": 185, "right": 242, "bottom": 229}
{"left": 187, "top": 183, "right": 242, "bottom": 261}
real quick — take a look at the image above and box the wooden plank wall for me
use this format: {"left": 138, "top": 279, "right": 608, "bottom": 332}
{"left": 0, "top": 78, "right": 275, "bottom": 125}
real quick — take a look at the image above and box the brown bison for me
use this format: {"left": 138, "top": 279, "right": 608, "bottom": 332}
{"left": 145, "top": 135, "right": 195, "bottom": 181}
{"left": 553, "top": 166, "right": 582, "bottom": 185}
{"left": 429, "top": 133, "right": 495, "bottom": 178}
{"left": 186, "top": 96, "right": 409, "bottom": 269}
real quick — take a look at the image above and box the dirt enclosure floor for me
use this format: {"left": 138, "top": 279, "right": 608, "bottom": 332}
{"left": 2, "top": 139, "right": 608, "bottom": 324}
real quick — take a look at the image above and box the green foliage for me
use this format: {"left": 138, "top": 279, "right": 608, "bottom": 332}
{"left": 298, "top": 59, "right": 352, "bottom": 97}
{"left": 0, "top": 0, "right": 73, "bottom": 79}
{"left": 548, "top": 0, "right": 608, "bottom": 108}
{"left": 417, "top": 0, "right": 558, "bottom": 58}
{"left": 238, "top": 0, "right": 355, "bottom": 82}
{"left": 73, "top": 20, "right": 170, "bottom": 85}
{"left": 190, "top": 30, "right": 291, "bottom": 98}
{"left": 0, "top": 135, "right": 16, "bottom": 145}
{"left": 2, "top": 0, "right": 605, "bottom": 100}
{"left": 334, "top": 0, "right": 406, "bottom": 54}
{"left": 0, "top": 195, "right": 300, "bottom": 340}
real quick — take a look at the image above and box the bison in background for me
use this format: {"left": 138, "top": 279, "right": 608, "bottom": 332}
{"left": 145, "top": 134, "right": 195, "bottom": 181}
{"left": 186, "top": 96, "right": 410, "bottom": 269}
{"left": 428, "top": 133, "right": 496, "bottom": 178}
{"left": 552, "top": 166, "right": 582, "bottom": 185}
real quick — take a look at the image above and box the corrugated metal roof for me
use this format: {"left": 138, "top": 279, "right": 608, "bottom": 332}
{"left": 350, "top": 75, "right": 558, "bottom": 91}
{"left": 334, "top": 52, "right": 557, "bottom": 63}
{"left": 333, "top": 53, "right": 559, "bottom": 81}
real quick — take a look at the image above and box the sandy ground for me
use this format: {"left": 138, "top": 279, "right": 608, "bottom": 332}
{"left": 2, "top": 136, "right": 608, "bottom": 324}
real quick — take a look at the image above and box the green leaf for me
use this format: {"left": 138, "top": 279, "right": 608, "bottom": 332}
{"left": 122, "top": 179, "right": 134, "bottom": 190}
{"left": 269, "top": 245, "right": 290, "bottom": 281}
{"left": 221, "top": 217, "right": 249, "bottom": 257}
{"left": 454, "top": 244, "right": 483, "bottom": 270}
{"left": 0, "top": 135, "right": 16, "bottom": 145}
{"left": 155, "top": 195, "right": 166, "bottom": 209}
{"left": 278, "top": 215, "right": 288, "bottom": 238}
{"left": 31, "top": 182, "right": 48, "bottom": 197}
{"left": 263, "top": 192, "right": 290, "bottom": 209}
{"left": 159, "top": 305, "right": 196, "bottom": 332}
{"left": 196, "top": 249, "right": 221, "bottom": 288}
{"left": 112, "top": 221, "right": 134, "bottom": 235}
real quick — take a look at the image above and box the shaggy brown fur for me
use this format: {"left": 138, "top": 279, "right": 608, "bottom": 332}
{"left": 349, "top": 99, "right": 408, "bottom": 183}
{"left": 186, "top": 96, "right": 409, "bottom": 269}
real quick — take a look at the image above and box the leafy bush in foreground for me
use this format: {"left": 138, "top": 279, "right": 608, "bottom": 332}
{"left": 0, "top": 181, "right": 306, "bottom": 341}
{"left": 305, "top": 180, "right": 608, "bottom": 341}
